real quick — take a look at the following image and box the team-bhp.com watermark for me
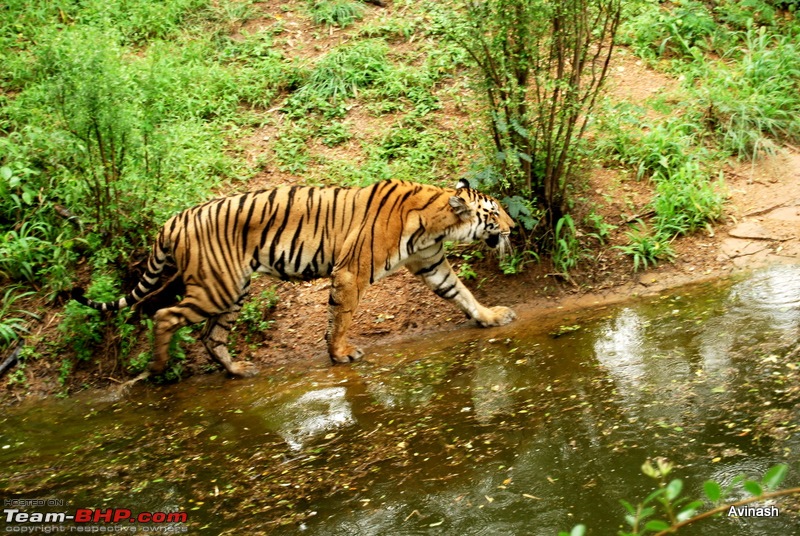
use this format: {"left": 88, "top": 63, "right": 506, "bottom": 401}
{"left": 4, "top": 500, "right": 188, "bottom": 533}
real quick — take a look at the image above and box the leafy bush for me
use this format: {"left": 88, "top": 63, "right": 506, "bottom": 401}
{"left": 621, "top": 0, "right": 717, "bottom": 60}
{"left": 615, "top": 221, "right": 676, "bottom": 272}
{"left": 233, "top": 286, "right": 280, "bottom": 345}
{"left": 699, "top": 26, "right": 800, "bottom": 159}
{"left": 309, "top": 0, "right": 365, "bottom": 28}
{"left": 652, "top": 163, "right": 725, "bottom": 237}
{"left": 440, "top": 0, "right": 622, "bottom": 232}
{"left": 2, "top": 24, "right": 242, "bottom": 267}
{"left": 219, "top": 32, "right": 303, "bottom": 110}
{"left": 58, "top": 273, "right": 123, "bottom": 362}
{"left": 0, "top": 286, "right": 39, "bottom": 351}
{"left": 299, "top": 39, "right": 391, "bottom": 102}
{"left": 622, "top": 0, "right": 800, "bottom": 162}
{"left": 65, "top": 0, "right": 210, "bottom": 44}
{"left": 560, "top": 459, "right": 797, "bottom": 535}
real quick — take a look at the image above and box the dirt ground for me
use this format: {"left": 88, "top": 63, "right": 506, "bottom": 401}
{"left": 3, "top": 17, "right": 800, "bottom": 402}
{"left": 230, "top": 53, "right": 800, "bottom": 372}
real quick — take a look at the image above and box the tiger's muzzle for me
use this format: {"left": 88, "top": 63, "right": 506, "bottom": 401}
{"left": 485, "top": 232, "right": 512, "bottom": 259}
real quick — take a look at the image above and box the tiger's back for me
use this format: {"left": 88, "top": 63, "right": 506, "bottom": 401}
{"left": 170, "top": 180, "right": 465, "bottom": 285}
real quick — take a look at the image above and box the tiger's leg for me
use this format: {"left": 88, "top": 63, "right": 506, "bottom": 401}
{"left": 407, "top": 249, "right": 516, "bottom": 327}
{"left": 151, "top": 303, "right": 201, "bottom": 375}
{"left": 200, "top": 294, "right": 258, "bottom": 377}
{"left": 326, "top": 269, "right": 366, "bottom": 364}
{"left": 150, "top": 283, "right": 245, "bottom": 376}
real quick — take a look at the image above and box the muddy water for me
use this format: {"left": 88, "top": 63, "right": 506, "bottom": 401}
{"left": 2, "top": 265, "right": 800, "bottom": 535}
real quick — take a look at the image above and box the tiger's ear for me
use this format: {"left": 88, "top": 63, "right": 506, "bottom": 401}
{"left": 455, "top": 178, "right": 471, "bottom": 190}
{"left": 449, "top": 196, "right": 473, "bottom": 221}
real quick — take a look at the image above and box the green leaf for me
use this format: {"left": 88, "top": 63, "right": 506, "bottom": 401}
{"left": 677, "top": 500, "right": 704, "bottom": 522}
{"left": 640, "top": 506, "right": 656, "bottom": 519}
{"left": 665, "top": 478, "right": 683, "bottom": 501}
{"left": 644, "top": 520, "right": 671, "bottom": 531}
{"left": 0, "top": 166, "right": 12, "bottom": 181}
{"left": 643, "top": 487, "right": 665, "bottom": 505}
{"left": 762, "top": 464, "right": 788, "bottom": 491}
{"left": 619, "top": 499, "right": 636, "bottom": 515}
{"left": 703, "top": 480, "right": 721, "bottom": 502}
{"left": 743, "top": 480, "right": 763, "bottom": 497}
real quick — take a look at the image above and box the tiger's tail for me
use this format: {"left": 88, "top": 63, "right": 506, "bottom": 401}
{"left": 71, "top": 228, "right": 172, "bottom": 313}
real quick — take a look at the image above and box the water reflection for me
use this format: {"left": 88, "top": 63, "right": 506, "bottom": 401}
{"left": 728, "top": 265, "right": 800, "bottom": 333}
{"left": 269, "top": 386, "right": 354, "bottom": 451}
{"left": 470, "top": 363, "right": 513, "bottom": 423}
{"left": 1, "top": 266, "right": 799, "bottom": 536}
{"left": 593, "top": 307, "right": 648, "bottom": 393}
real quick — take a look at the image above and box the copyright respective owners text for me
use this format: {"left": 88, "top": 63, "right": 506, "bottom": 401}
{"left": 4, "top": 499, "right": 188, "bottom": 533}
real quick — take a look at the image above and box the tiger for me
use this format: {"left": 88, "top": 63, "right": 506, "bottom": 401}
{"left": 72, "top": 178, "right": 517, "bottom": 377}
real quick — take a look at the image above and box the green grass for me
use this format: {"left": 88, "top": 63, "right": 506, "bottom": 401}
{"left": 615, "top": 221, "right": 677, "bottom": 272}
{"left": 699, "top": 26, "right": 800, "bottom": 159}
{"left": 605, "top": 0, "right": 797, "bottom": 269}
{"left": 0, "top": 286, "right": 39, "bottom": 351}
{"left": 309, "top": 0, "right": 365, "bottom": 28}
{"left": 299, "top": 39, "right": 392, "bottom": 101}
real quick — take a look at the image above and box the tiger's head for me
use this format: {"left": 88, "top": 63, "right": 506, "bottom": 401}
{"left": 448, "top": 179, "right": 515, "bottom": 257}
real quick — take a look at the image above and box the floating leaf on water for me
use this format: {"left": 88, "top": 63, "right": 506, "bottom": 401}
{"left": 549, "top": 325, "right": 582, "bottom": 338}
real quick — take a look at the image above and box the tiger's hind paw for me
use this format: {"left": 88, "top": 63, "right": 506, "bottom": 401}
{"left": 228, "top": 361, "right": 259, "bottom": 377}
{"left": 118, "top": 371, "right": 151, "bottom": 394}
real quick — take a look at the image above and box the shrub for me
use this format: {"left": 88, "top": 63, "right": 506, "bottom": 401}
{"left": 299, "top": 39, "right": 391, "bottom": 102}
{"left": 615, "top": 221, "right": 676, "bottom": 272}
{"left": 441, "top": 0, "right": 622, "bottom": 232}
{"left": 0, "top": 286, "right": 39, "bottom": 351}
{"left": 309, "top": 0, "right": 365, "bottom": 28}
{"left": 652, "top": 163, "right": 725, "bottom": 237}
{"left": 699, "top": 26, "right": 800, "bottom": 159}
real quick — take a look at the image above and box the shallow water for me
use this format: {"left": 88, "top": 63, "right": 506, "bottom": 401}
{"left": 2, "top": 265, "right": 799, "bottom": 535}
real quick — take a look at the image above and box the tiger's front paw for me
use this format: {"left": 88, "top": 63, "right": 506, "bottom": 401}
{"left": 477, "top": 306, "right": 516, "bottom": 327}
{"left": 330, "top": 346, "right": 364, "bottom": 364}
